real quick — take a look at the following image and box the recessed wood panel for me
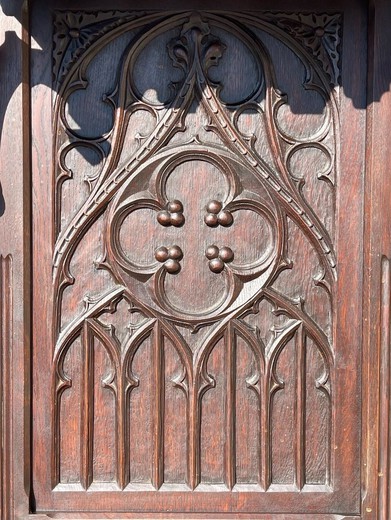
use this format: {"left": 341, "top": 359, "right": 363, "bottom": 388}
{"left": 31, "top": 3, "right": 366, "bottom": 516}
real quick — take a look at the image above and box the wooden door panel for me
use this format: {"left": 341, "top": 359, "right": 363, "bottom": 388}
{"left": 31, "top": 1, "right": 366, "bottom": 516}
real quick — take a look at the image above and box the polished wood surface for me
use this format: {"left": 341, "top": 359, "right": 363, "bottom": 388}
{"left": 0, "top": 0, "right": 390, "bottom": 518}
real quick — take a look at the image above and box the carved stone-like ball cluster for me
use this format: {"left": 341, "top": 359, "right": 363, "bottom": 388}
{"left": 204, "top": 200, "right": 233, "bottom": 227}
{"left": 157, "top": 200, "right": 185, "bottom": 227}
{"left": 205, "top": 245, "right": 234, "bottom": 273}
{"left": 155, "top": 245, "right": 183, "bottom": 274}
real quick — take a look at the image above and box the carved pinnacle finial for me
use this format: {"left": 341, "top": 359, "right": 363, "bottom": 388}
{"left": 169, "top": 14, "right": 226, "bottom": 74}
{"left": 181, "top": 12, "right": 210, "bottom": 38}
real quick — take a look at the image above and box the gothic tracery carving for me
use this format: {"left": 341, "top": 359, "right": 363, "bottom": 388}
{"left": 52, "top": 10, "right": 337, "bottom": 491}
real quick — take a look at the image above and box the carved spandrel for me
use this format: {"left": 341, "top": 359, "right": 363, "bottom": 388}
{"left": 52, "top": 11, "right": 337, "bottom": 492}
{"left": 261, "top": 12, "right": 342, "bottom": 87}
{"left": 53, "top": 11, "right": 148, "bottom": 89}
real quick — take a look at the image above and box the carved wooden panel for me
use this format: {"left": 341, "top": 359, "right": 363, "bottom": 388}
{"left": 51, "top": 8, "right": 338, "bottom": 491}
{"left": 31, "top": 6, "right": 365, "bottom": 516}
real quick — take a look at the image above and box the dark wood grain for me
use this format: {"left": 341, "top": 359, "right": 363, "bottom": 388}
{"left": 0, "top": 0, "right": 390, "bottom": 518}
{"left": 0, "top": 255, "right": 12, "bottom": 519}
{"left": 361, "top": 1, "right": 391, "bottom": 519}
{"left": 28, "top": 514, "right": 361, "bottom": 520}
{"left": 29, "top": 2, "right": 365, "bottom": 516}
{"left": 0, "top": 1, "right": 31, "bottom": 519}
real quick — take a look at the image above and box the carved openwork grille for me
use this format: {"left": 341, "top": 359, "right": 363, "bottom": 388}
{"left": 52, "top": 10, "right": 339, "bottom": 491}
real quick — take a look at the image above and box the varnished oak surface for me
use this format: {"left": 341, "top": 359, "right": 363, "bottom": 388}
{"left": 29, "top": 513, "right": 361, "bottom": 520}
{"left": 30, "top": 1, "right": 365, "bottom": 516}
{"left": 0, "top": 0, "right": 390, "bottom": 518}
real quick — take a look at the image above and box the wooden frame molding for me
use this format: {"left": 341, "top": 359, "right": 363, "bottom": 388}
{"left": 362, "top": 1, "right": 391, "bottom": 518}
{"left": 0, "top": 0, "right": 390, "bottom": 518}
{"left": 0, "top": 0, "right": 31, "bottom": 518}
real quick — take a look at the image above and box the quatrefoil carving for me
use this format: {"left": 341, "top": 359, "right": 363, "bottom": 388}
{"left": 107, "top": 151, "right": 281, "bottom": 322}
